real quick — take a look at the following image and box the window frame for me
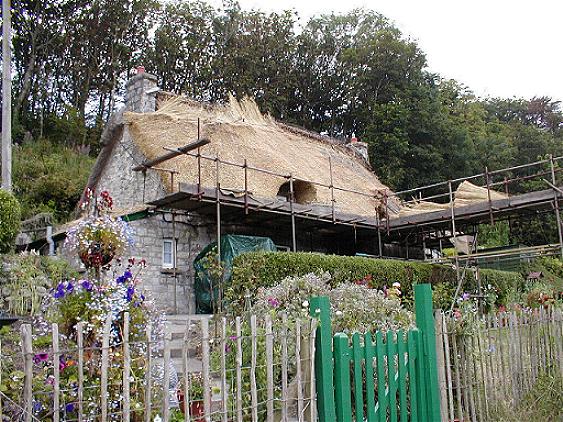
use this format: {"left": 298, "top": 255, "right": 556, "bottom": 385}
{"left": 162, "top": 238, "right": 176, "bottom": 269}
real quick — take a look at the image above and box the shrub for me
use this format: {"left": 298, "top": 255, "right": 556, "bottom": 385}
{"left": 0, "top": 252, "right": 78, "bottom": 316}
{"left": 0, "top": 189, "right": 21, "bottom": 253}
{"left": 228, "top": 252, "right": 525, "bottom": 311}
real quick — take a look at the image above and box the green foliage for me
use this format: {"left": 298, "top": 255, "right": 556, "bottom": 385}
{"left": 13, "top": 139, "right": 95, "bottom": 221}
{"left": 478, "top": 222, "right": 510, "bottom": 248}
{"left": 11, "top": 1, "right": 563, "bottom": 246}
{"left": 0, "top": 253, "right": 77, "bottom": 316}
{"left": 228, "top": 252, "right": 524, "bottom": 311}
{"left": 0, "top": 190, "right": 21, "bottom": 253}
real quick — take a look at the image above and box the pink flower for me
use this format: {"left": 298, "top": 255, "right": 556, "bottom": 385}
{"left": 267, "top": 297, "right": 280, "bottom": 308}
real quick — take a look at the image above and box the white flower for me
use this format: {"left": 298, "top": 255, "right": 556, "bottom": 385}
{"left": 302, "top": 300, "right": 309, "bottom": 308}
{"left": 153, "top": 415, "right": 162, "bottom": 422}
{"left": 335, "top": 310, "right": 343, "bottom": 316}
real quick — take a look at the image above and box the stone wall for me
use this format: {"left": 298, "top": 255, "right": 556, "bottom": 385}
{"left": 127, "top": 212, "right": 213, "bottom": 314}
{"left": 96, "top": 126, "right": 166, "bottom": 208}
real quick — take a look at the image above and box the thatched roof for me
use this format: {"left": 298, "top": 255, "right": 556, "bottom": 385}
{"left": 124, "top": 95, "right": 396, "bottom": 217}
{"left": 397, "top": 181, "right": 508, "bottom": 216}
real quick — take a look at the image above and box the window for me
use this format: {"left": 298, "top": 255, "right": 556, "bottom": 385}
{"left": 162, "top": 238, "right": 176, "bottom": 268}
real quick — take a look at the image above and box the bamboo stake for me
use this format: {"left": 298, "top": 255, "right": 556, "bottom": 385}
{"left": 182, "top": 318, "right": 191, "bottom": 421}
{"left": 459, "top": 338, "right": 471, "bottom": 422}
{"left": 52, "top": 324, "right": 60, "bottom": 422}
{"left": 123, "top": 313, "right": 131, "bottom": 422}
{"left": 434, "top": 311, "right": 449, "bottom": 422}
{"left": 265, "top": 316, "right": 274, "bottom": 422}
{"left": 475, "top": 320, "right": 489, "bottom": 419}
{"left": 443, "top": 316, "right": 455, "bottom": 422}
{"left": 281, "top": 314, "right": 289, "bottom": 422}
{"left": 77, "top": 322, "right": 84, "bottom": 422}
{"left": 221, "top": 318, "right": 228, "bottom": 422}
{"left": 295, "top": 319, "right": 304, "bottom": 421}
{"left": 309, "top": 318, "right": 317, "bottom": 422}
{"left": 469, "top": 334, "right": 483, "bottom": 422}
{"left": 451, "top": 332, "right": 464, "bottom": 420}
{"left": 145, "top": 323, "right": 153, "bottom": 422}
{"left": 100, "top": 315, "right": 112, "bottom": 422}
{"left": 21, "top": 324, "right": 33, "bottom": 422}
{"left": 235, "top": 317, "right": 243, "bottom": 422}
{"left": 250, "top": 315, "right": 258, "bottom": 422}
{"left": 163, "top": 330, "right": 171, "bottom": 422}
{"left": 202, "top": 318, "right": 211, "bottom": 422}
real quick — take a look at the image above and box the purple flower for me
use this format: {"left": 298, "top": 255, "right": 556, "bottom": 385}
{"left": 267, "top": 297, "right": 280, "bottom": 308}
{"left": 33, "top": 353, "right": 49, "bottom": 364}
{"left": 81, "top": 280, "right": 93, "bottom": 291}
{"left": 125, "top": 285, "right": 135, "bottom": 302}
{"left": 66, "top": 282, "right": 74, "bottom": 293}
{"left": 65, "top": 403, "right": 76, "bottom": 413}
{"left": 461, "top": 292, "right": 471, "bottom": 301}
{"left": 33, "top": 401, "right": 43, "bottom": 412}
{"left": 229, "top": 335, "right": 237, "bottom": 341}
{"left": 54, "top": 283, "right": 66, "bottom": 299}
{"left": 124, "top": 270, "right": 133, "bottom": 279}
{"left": 59, "top": 355, "right": 67, "bottom": 371}
{"left": 116, "top": 276, "right": 126, "bottom": 284}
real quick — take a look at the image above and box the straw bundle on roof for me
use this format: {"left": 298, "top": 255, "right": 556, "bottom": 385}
{"left": 453, "top": 180, "right": 507, "bottom": 207}
{"left": 124, "top": 95, "right": 395, "bottom": 217}
{"left": 398, "top": 200, "right": 451, "bottom": 216}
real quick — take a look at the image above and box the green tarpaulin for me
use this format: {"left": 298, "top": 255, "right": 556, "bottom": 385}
{"left": 193, "top": 235, "right": 276, "bottom": 314}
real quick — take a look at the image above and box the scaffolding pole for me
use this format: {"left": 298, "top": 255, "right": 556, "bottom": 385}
{"left": 289, "top": 175, "right": 297, "bottom": 252}
{"left": 485, "top": 166, "right": 494, "bottom": 225}
{"left": 550, "top": 155, "right": 563, "bottom": 258}
{"left": 448, "top": 181, "right": 461, "bottom": 281}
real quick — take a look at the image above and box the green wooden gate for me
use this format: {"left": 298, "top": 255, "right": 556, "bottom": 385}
{"left": 309, "top": 284, "right": 441, "bottom": 422}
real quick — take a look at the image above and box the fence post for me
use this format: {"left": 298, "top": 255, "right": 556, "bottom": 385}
{"left": 415, "top": 284, "right": 442, "bottom": 421}
{"left": 309, "top": 296, "right": 336, "bottom": 422}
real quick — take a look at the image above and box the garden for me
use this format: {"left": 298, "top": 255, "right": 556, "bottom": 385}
{"left": 0, "top": 188, "right": 562, "bottom": 421}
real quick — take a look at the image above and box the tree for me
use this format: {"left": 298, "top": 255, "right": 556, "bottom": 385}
{"left": 0, "top": 190, "right": 21, "bottom": 253}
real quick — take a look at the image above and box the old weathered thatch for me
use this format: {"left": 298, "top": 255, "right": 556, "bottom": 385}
{"left": 124, "top": 95, "right": 396, "bottom": 217}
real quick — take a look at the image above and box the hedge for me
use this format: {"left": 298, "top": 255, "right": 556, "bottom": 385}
{"left": 227, "top": 252, "right": 524, "bottom": 310}
{"left": 0, "top": 190, "right": 21, "bottom": 253}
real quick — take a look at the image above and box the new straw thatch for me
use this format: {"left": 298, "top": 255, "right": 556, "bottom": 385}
{"left": 397, "top": 180, "right": 508, "bottom": 216}
{"left": 453, "top": 180, "right": 507, "bottom": 207}
{"left": 124, "top": 95, "right": 396, "bottom": 217}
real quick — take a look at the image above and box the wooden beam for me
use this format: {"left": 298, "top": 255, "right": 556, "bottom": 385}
{"left": 132, "top": 138, "right": 210, "bottom": 171}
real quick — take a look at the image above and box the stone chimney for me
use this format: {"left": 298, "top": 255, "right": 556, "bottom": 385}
{"left": 125, "top": 66, "right": 159, "bottom": 113}
{"left": 346, "top": 135, "right": 369, "bottom": 164}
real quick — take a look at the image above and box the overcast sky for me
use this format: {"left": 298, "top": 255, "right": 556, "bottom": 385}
{"left": 232, "top": 0, "right": 563, "bottom": 102}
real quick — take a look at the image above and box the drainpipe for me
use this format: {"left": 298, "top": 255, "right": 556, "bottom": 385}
{"left": 46, "top": 226, "right": 55, "bottom": 256}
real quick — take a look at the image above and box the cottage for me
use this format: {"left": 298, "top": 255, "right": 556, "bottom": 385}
{"left": 63, "top": 69, "right": 398, "bottom": 313}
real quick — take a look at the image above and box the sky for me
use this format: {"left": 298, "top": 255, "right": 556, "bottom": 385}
{"left": 231, "top": 0, "right": 563, "bottom": 101}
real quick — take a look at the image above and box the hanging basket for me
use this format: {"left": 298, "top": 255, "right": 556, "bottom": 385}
{"left": 78, "top": 242, "right": 116, "bottom": 268}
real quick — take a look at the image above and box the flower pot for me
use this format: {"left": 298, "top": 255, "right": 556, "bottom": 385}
{"left": 177, "top": 391, "right": 205, "bottom": 422}
{"left": 79, "top": 243, "right": 115, "bottom": 268}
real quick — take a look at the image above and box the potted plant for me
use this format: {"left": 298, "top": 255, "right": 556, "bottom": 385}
{"left": 177, "top": 372, "right": 205, "bottom": 421}
{"left": 65, "top": 190, "right": 133, "bottom": 269}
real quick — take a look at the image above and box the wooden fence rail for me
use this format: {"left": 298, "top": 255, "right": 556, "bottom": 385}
{"left": 1, "top": 300, "right": 562, "bottom": 421}
{"left": 435, "top": 306, "right": 563, "bottom": 422}
{"left": 0, "top": 313, "right": 318, "bottom": 422}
